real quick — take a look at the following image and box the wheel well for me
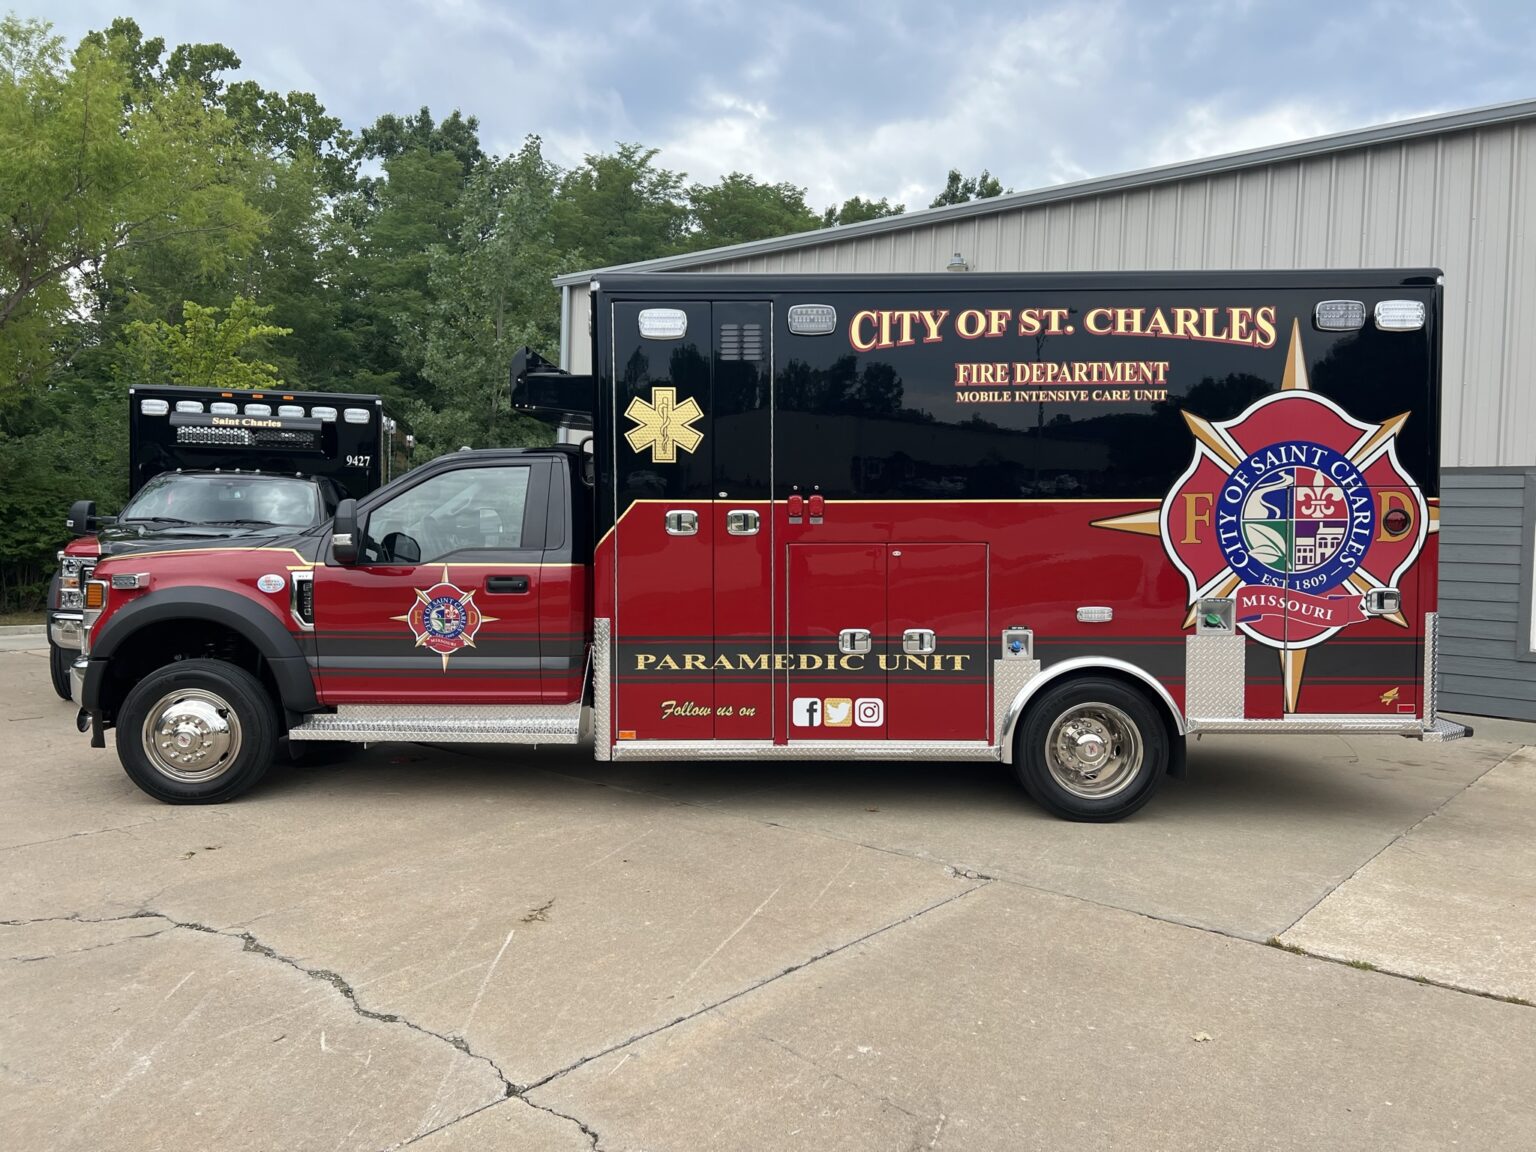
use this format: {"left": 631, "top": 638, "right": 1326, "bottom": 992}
{"left": 95, "top": 619, "right": 282, "bottom": 727}
{"left": 1008, "top": 665, "right": 1187, "bottom": 777}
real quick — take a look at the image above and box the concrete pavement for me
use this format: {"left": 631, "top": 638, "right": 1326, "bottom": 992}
{"left": 2, "top": 647, "right": 1534, "bottom": 1151}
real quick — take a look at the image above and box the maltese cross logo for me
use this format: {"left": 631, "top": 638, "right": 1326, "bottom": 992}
{"left": 624, "top": 386, "right": 704, "bottom": 463}
{"left": 1094, "top": 321, "right": 1433, "bottom": 711}
{"left": 391, "top": 567, "right": 497, "bottom": 671}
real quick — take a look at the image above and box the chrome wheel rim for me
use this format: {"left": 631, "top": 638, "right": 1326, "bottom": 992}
{"left": 141, "top": 689, "right": 243, "bottom": 783}
{"left": 1044, "top": 702, "right": 1143, "bottom": 800}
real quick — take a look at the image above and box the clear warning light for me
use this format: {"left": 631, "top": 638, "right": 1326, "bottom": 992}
{"left": 1374, "top": 300, "right": 1426, "bottom": 331}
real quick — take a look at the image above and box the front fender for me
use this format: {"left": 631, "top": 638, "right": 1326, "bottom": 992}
{"left": 85, "top": 587, "right": 316, "bottom": 717}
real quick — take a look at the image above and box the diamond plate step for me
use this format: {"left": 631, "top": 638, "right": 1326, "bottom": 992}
{"left": 289, "top": 703, "right": 584, "bottom": 744}
{"left": 1421, "top": 717, "right": 1472, "bottom": 742}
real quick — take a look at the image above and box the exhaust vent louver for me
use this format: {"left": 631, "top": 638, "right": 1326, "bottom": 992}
{"left": 719, "top": 323, "right": 764, "bottom": 362}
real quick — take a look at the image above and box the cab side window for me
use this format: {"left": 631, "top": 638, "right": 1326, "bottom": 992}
{"left": 362, "top": 466, "right": 532, "bottom": 564}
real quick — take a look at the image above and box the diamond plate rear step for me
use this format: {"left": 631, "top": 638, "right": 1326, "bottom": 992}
{"left": 1420, "top": 717, "right": 1472, "bottom": 742}
{"left": 288, "top": 703, "right": 585, "bottom": 744}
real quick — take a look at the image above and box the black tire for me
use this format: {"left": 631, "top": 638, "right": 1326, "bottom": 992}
{"left": 115, "top": 659, "right": 278, "bottom": 804}
{"left": 49, "top": 639, "right": 73, "bottom": 701}
{"left": 1013, "top": 676, "right": 1170, "bottom": 822}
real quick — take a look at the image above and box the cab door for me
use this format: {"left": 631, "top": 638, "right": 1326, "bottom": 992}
{"left": 312, "top": 459, "right": 551, "bottom": 704}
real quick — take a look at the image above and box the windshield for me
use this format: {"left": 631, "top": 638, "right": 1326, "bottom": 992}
{"left": 121, "top": 474, "right": 321, "bottom": 528}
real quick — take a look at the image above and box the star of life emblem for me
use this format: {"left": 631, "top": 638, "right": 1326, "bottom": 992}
{"left": 1095, "top": 320, "right": 1433, "bottom": 710}
{"left": 391, "top": 567, "right": 497, "bottom": 670}
{"left": 624, "top": 386, "right": 704, "bottom": 463}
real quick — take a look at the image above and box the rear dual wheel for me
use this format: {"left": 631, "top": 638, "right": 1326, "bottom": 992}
{"left": 1013, "top": 676, "right": 1170, "bottom": 822}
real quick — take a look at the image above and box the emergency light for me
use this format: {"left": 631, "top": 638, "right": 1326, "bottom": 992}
{"left": 210, "top": 402, "right": 238, "bottom": 415}
{"left": 637, "top": 308, "right": 687, "bottom": 339}
{"left": 1374, "top": 300, "right": 1426, "bottom": 331}
{"left": 139, "top": 399, "right": 169, "bottom": 416}
{"left": 343, "top": 408, "right": 370, "bottom": 424}
{"left": 279, "top": 405, "right": 304, "bottom": 418}
{"left": 174, "top": 400, "right": 204, "bottom": 413}
{"left": 311, "top": 407, "right": 337, "bottom": 422}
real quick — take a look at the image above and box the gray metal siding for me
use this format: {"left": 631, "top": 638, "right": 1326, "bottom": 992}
{"left": 1437, "top": 470, "right": 1536, "bottom": 721}
{"left": 679, "top": 119, "right": 1536, "bottom": 470}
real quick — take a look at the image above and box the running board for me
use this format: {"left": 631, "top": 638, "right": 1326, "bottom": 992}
{"left": 288, "top": 703, "right": 585, "bottom": 744}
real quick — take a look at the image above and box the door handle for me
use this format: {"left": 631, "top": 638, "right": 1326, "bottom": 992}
{"left": 665, "top": 509, "right": 699, "bottom": 535}
{"left": 725, "top": 509, "right": 760, "bottom": 535}
{"left": 902, "top": 628, "right": 936, "bottom": 655}
{"left": 486, "top": 575, "right": 530, "bottom": 594}
{"left": 838, "top": 628, "right": 872, "bottom": 655}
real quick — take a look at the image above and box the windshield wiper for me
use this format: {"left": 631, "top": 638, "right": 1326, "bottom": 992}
{"left": 202, "top": 518, "right": 284, "bottom": 527}
{"left": 121, "top": 516, "right": 198, "bottom": 526}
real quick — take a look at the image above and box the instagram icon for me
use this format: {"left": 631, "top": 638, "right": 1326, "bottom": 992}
{"left": 854, "top": 698, "right": 884, "bottom": 727}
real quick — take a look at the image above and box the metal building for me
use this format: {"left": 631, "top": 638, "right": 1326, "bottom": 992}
{"left": 556, "top": 99, "right": 1536, "bottom": 720}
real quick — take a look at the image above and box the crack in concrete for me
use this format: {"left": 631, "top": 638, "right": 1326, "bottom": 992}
{"left": 520, "top": 880, "right": 991, "bottom": 1098}
{"left": 2, "top": 909, "right": 606, "bottom": 1152}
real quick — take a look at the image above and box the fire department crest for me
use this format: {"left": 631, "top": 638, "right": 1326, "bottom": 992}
{"left": 390, "top": 567, "right": 496, "bottom": 670}
{"left": 1096, "top": 321, "right": 1432, "bottom": 708}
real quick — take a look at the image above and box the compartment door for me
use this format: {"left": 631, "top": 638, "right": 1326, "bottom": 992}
{"left": 886, "top": 544, "right": 990, "bottom": 741}
{"left": 785, "top": 544, "right": 886, "bottom": 739}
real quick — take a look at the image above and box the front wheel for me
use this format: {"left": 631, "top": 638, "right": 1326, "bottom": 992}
{"left": 116, "top": 659, "right": 278, "bottom": 804}
{"left": 1014, "top": 676, "right": 1170, "bottom": 822}
{"left": 49, "top": 640, "right": 73, "bottom": 701}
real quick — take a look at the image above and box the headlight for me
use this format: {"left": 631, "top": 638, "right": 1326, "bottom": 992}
{"left": 60, "top": 588, "right": 85, "bottom": 610}
{"left": 59, "top": 556, "right": 83, "bottom": 588}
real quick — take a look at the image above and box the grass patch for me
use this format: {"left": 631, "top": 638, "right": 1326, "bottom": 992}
{"left": 1266, "top": 937, "right": 1307, "bottom": 954}
{"left": 0, "top": 611, "right": 45, "bottom": 627}
{"left": 1345, "top": 959, "right": 1378, "bottom": 971}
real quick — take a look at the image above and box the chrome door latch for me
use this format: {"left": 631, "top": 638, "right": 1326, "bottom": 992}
{"left": 902, "top": 628, "right": 936, "bottom": 655}
{"left": 838, "top": 628, "right": 872, "bottom": 655}
{"left": 725, "top": 509, "right": 760, "bottom": 535}
{"left": 665, "top": 509, "right": 699, "bottom": 536}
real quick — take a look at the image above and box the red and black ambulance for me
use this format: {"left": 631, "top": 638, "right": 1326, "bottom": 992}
{"left": 73, "top": 272, "right": 1463, "bottom": 819}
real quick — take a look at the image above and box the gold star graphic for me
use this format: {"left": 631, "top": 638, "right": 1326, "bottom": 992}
{"left": 624, "top": 386, "right": 704, "bottom": 463}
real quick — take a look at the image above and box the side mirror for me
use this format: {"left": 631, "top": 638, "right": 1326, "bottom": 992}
{"left": 332, "top": 498, "right": 360, "bottom": 564}
{"left": 66, "top": 499, "right": 98, "bottom": 536}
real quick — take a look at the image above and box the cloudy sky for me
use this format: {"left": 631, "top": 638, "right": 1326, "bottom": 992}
{"left": 18, "top": 1, "right": 1536, "bottom": 210}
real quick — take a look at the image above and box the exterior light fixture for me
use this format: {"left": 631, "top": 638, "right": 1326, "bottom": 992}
{"left": 946, "top": 252, "right": 969, "bottom": 271}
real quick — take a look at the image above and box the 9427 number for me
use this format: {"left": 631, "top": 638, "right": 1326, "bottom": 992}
{"left": 347, "top": 454, "right": 372, "bottom": 468}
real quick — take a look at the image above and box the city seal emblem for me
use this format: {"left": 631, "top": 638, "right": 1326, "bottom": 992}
{"left": 1094, "top": 320, "right": 1430, "bottom": 709}
{"left": 391, "top": 567, "right": 496, "bottom": 670}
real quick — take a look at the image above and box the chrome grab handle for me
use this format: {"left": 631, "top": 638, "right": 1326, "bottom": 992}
{"left": 1363, "top": 587, "right": 1401, "bottom": 616}
{"left": 902, "top": 628, "right": 936, "bottom": 655}
{"left": 725, "top": 509, "right": 760, "bottom": 536}
{"left": 665, "top": 509, "right": 699, "bottom": 536}
{"left": 838, "top": 628, "right": 872, "bottom": 655}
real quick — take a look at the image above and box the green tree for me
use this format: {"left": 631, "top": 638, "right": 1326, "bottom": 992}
{"left": 929, "top": 168, "right": 1007, "bottom": 208}
{"left": 820, "top": 195, "right": 906, "bottom": 227}
{"left": 687, "top": 172, "right": 820, "bottom": 250}
{"left": 116, "top": 295, "right": 292, "bottom": 390}
{"left": 413, "top": 138, "right": 560, "bottom": 455}
{"left": 552, "top": 143, "right": 690, "bottom": 268}
{"left": 338, "top": 107, "right": 483, "bottom": 406}
{"left": 0, "top": 16, "right": 262, "bottom": 405}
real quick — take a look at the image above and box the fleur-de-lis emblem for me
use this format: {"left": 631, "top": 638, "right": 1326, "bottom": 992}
{"left": 1296, "top": 474, "right": 1343, "bottom": 518}
{"left": 624, "top": 386, "right": 704, "bottom": 463}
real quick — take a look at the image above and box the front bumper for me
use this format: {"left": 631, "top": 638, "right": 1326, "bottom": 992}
{"left": 49, "top": 611, "right": 83, "bottom": 650}
{"left": 70, "top": 656, "right": 88, "bottom": 704}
